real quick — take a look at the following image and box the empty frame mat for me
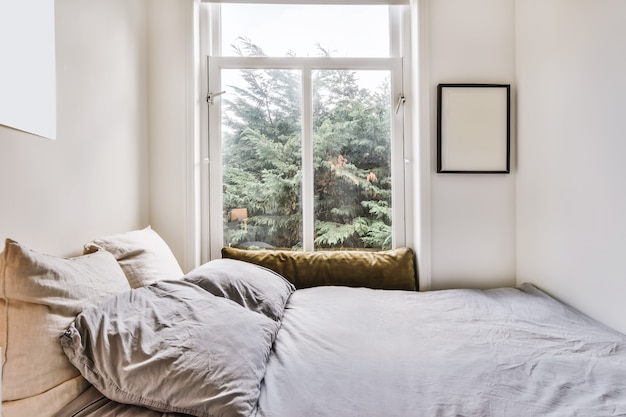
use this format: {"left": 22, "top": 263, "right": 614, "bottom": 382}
{"left": 437, "top": 84, "right": 510, "bottom": 173}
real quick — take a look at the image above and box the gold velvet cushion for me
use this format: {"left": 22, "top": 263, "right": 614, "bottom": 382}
{"left": 221, "top": 247, "right": 417, "bottom": 291}
{"left": 0, "top": 239, "right": 131, "bottom": 417}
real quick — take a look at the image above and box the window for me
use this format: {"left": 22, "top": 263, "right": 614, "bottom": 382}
{"left": 201, "top": 1, "right": 411, "bottom": 259}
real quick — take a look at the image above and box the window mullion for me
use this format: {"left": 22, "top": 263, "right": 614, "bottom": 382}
{"left": 301, "top": 66, "right": 314, "bottom": 251}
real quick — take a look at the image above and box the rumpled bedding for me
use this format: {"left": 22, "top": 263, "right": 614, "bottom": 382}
{"left": 57, "top": 260, "right": 626, "bottom": 417}
{"left": 257, "top": 284, "right": 626, "bottom": 416}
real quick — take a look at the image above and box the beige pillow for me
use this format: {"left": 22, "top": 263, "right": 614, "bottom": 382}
{"left": 0, "top": 238, "right": 131, "bottom": 417}
{"left": 85, "top": 226, "right": 183, "bottom": 288}
{"left": 221, "top": 247, "right": 418, "bottom": 291}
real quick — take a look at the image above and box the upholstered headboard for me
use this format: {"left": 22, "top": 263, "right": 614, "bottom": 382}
{"left": 221, "top": 247, "right": 418, "bottom": 291}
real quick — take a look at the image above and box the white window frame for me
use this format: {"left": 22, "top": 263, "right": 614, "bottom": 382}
{"left": 199, "top": 2, "right": 414, "bottom": 262}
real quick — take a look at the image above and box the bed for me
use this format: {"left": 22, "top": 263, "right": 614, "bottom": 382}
{"left": 2, "top": 227, "right": 626, "bottom": 417}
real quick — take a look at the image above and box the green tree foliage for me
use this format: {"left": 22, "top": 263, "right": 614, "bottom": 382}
{"left": 223, "top": 38, "right": 392, "bottom": 251}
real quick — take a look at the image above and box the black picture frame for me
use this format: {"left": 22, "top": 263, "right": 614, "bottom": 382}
{"left": 437, "top": 83, "right": 510, "bottom": 174}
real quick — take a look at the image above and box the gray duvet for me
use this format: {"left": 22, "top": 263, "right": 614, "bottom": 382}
{"left": 57, "top": 260, "right": 626, "bottom": 417}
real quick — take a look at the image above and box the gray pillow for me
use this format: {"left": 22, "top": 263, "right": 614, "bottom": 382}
{"left": 61, "top": 280, "right": 279, "bottom": 417}
{"left": 183, "top": 258, "right": 295, "bottom": 322}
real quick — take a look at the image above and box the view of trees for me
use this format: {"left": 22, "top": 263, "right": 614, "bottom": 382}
{"left": 222, "top": 39, "right": 392, "bottom": 251}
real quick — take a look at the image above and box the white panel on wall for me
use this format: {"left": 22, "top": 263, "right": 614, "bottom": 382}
{"left": 0, "top": 0, "right": 56, "bottom": 139}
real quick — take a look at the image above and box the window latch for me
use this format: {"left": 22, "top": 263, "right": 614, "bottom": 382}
{"left": 395, "top": 93, "right": 406, "bottom": 115}
{"left": 207, "top": 90, "right": 226, "bottom": 105}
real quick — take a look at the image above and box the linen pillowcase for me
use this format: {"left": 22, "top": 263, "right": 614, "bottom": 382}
{"left": 0, "top": 238, "right": 130, "bottom": 417}
{"left": 183, "top": 258, "right": 295, "bottom": 322}
{"left": 84, "top": 225, "right": 183, "bottom": 288}
{"left": 221, "top": 246, "right": 418, "bottom": 290}
{"left": 61, "top": 280, "right": 279, "bottom": 417}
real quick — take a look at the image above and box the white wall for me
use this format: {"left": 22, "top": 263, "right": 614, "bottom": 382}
{"left": 147, "top": 0, "right": 199, "bottom": 272}
{"left": 516, "top": 0, "right": 626, "bottom": 334}
{"left": 0, "top": 0, "right": 149, "bottom": 256}
{"left": 425, "top": 0, "right": 517, "bottom": 290}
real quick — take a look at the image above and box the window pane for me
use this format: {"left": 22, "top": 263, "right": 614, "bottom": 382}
{"left": 312, "top": 70, "right": 392, "bottom": 250}
{"left": 221, "top": 69, "right": 303, "bottom": 250}
{"left": 221, "top": 4, "right": 390, "bottom": 57}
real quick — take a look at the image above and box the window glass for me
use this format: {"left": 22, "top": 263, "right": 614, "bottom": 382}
{"left": 313, "top": 70, "right": 392, "bottom": 249}
{"left": 221, "top": 69, "right": 303, "bottom": 249}
{"left": 208, "top": 3, "right": 405, "bottom": 254}
{"left": 221, "top": 4, "right": 390, "bottom": 57}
